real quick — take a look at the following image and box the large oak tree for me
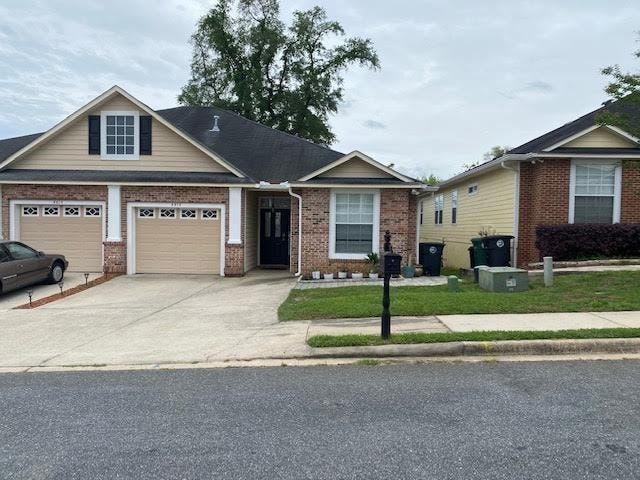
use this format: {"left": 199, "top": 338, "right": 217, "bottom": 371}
{"left": 178, "top": 0, "right": 380, "bottom": 146}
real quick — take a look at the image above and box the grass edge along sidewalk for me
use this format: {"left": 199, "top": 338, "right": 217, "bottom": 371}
{"left": 307, "top": 328, "right": 640, "bottom": 348}
{"left": 279, "top": 271, "right": 640, "bottom": 321}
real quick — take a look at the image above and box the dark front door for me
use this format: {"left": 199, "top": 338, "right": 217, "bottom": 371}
{"left": 260, "top": 208, "right": 290, "bottom": 266}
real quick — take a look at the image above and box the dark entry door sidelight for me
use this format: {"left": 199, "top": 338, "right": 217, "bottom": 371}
{"left": 260, "top": 208, "right": 290, "bottom": 266}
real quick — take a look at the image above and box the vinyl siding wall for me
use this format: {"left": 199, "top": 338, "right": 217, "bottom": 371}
{"left": 419, "top": 168, "right": 516, "bottom": 269}
{"left": 320, "top": 158, "right": 393, "bottom": 178}
{"left": 563, "top": 127, "right": 636, "bottom": 148}
{"left": 12, "top": 94, "right": 229, "bottom": 173}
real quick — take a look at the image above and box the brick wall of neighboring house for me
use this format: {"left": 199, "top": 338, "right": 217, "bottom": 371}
{"left": 1, "top": 184, "right": 108, "bottom": 240}
{"left": 517, "top": 159, "right": 571, "bottom": 266}
{"left": 621, "top": 161, "right": 640, "bottom": 223}
{"left": 295, "top": 187, "right": 417, "bottom": 277}
{"left": 119, "top": 186, "right": 243, "bottom": 276}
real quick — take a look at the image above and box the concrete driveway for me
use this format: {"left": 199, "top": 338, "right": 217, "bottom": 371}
{"left": 0, "top": 271, "right": 310, "bottom": 371}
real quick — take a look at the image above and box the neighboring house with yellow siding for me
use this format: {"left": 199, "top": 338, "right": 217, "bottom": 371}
{"left": 419, "top": 95, "right": 640, "bottom": 269}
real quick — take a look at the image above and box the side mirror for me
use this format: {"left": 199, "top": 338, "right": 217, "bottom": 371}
{"left": 38, "top": 251, "right": 45, "bottom": 257}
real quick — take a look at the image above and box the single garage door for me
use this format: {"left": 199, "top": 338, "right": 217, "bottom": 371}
{"left": 135, "top": 207, "right": 221, "bottom": 274}
{"left": 19, "top": 204, "right": 103, "bottom": 272}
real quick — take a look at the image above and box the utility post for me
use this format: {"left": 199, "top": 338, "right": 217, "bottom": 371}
{"left": 381, "top": 230, "right": 401, "bottom": 339}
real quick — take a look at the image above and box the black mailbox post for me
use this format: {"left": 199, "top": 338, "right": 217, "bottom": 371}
{"left": 381, "top": 230, "right": 402, "bottom": 339}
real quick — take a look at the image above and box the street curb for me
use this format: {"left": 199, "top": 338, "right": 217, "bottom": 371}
{"left": 306, "top": 337, "right": 640, "bottom": 358}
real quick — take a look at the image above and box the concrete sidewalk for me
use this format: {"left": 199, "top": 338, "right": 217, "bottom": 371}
{"left": 307, "top": 311, "right": 640, "bottom": 337}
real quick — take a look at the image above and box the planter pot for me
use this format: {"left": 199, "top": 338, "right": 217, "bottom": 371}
{"left": 311, "top": 271, "right": 321, "bottom": 280}
{"left": 351, "top": 272, "right": 364, "bottom": 280}
{"left": 323, "top": 273, "right": 334, "bottom": 281}
{"left": 369, "top": 272, "right": 379, "bottom": 280}
{"left": 338, "top": 271, "right": 348, "bottom": 279}
{"left": 402, "top": 266, "right": 415, "bottom": 278}
{"left": 414, "top": 264, "right": 424, "bottom": 277}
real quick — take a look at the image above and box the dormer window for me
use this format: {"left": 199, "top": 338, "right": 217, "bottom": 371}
{"left": 100, "top": 111, "right": 139, "bottom": 160}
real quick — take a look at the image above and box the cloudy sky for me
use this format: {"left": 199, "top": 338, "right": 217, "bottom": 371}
{"left": 1, "top": 0, "right": 639, "bottom": 180}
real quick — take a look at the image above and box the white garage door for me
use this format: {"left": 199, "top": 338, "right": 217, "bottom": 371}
{"left": 18, "top": 204, "right": 103, "bottom": 272}
{"left": 135, "top": 207, "right": 221, "bottom": 274}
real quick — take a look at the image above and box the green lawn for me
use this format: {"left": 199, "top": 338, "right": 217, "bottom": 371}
{"left": 278, "top": 271, "right": 640, "bottom": 321}
{"left": 307, "top": 328, "right": 640, "bottom": 348}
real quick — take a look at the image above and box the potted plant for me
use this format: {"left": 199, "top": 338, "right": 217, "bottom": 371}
{"left": 311, "top": 270, "right": 321, "bottom": 280}
{"left": 402, "top": 261, "right": 415, "bottom": 278}
{"left": 351, "top": 271, "right": 364, "bottom": 280}
{"left": 338, "top": 264, "right": 348, "bottom": 279}
{"left": 414, "top": 263, "right": 424, "bottom": 277}
{"left": 323, "top": 271, "right": 334, "bottom": 281}
{"left": 366, "top": 252, "right": 379, "bottom": 279}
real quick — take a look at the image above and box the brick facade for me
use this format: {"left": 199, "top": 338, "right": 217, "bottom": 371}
{"left": 518, "top": 159, "right": 640, "bottom": 266}
{"left": 294, "top": 188, "right": 417, "bottom": 277}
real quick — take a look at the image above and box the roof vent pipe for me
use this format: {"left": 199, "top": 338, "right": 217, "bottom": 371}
{"left": 210, "top": 115, "right": 220, "bottom": 132}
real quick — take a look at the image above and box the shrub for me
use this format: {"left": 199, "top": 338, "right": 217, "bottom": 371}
{"left": 535, "top": 224, "right": 640, "bottom": 261}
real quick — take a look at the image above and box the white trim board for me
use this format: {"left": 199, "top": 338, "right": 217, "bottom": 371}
{"left": 0, "top": 85, "right": 247, "bottom": 178}
{"left": 126, "top": 201, "right": 226, "bottom": 276}
{"left": 297, "top": 150, "right": 414, "bottom": 183}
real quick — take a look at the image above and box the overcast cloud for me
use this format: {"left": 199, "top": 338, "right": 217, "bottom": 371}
{"left": 1, "top": 0, "right": 639, "bottom": 180}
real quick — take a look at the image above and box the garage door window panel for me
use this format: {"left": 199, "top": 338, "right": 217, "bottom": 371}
{"left": 180, "top": 209, "right": 197, "bottom": 219}
{"left": 159, "top": 208, "right": 176, "bottom": 219}
{"left": 85, "top": 207, "right": 101, "bottom": 217}
{"left": 64, "top": 207, "right": 80, "bottom": 217}
{"left": 43, "top": 206, "right": 60, "bottom": 217}
{"left": 202, "top": 209, "right": 218, "bottom": 220}
{"left": 138, "top": 208, "right": 155, "bottom": 219}
{"left": 22, "top": 206, "right": 39, "bottom": 217}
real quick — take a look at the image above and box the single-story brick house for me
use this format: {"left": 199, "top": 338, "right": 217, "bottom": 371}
{"left": 419, "top": 96, "right": 640, "bottom": 269}
{"left": 0, "top": 86, "right": 431, "bottom": 277}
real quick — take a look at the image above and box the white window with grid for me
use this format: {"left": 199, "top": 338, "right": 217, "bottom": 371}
{"left": 64, "top": 206, "right": 80, "bottom": 217}
{"left": 329, "top": 190, "right": 380, "bottom": 259}
{"left": 201, "top": 209, "right": 218, "bottom": 220}
{"left": 159, "top": 208, "right": 176, "bottom": 219}
{"left": 451, "top": 190, "right": 458, "bottom": 224}
{"left": 101, "top": 111, "right": 139, "bottom": 160}
{"left": 84, "top": 206, "right": 101, "bottom": 217}
{"left": 43, "top": 206, "right": 60, "bottom": 217}
{"left": 138, "top": 208, "right": 155, "bottom": 219}
{"left": 22, "top": 206, "right": 39, "bottom": 217}
{"left": 434, "top": 194, "right": 444, "bottom": 225}
{"left": 570, "top": 160, "right": 621, "bottom": 224}
{"left": 180, "top": 208, "right": 197, "bottom": 219}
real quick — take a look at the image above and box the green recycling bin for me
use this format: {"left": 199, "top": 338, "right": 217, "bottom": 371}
{"left": 471, "top": 237, "right": 488, "bottom": 267}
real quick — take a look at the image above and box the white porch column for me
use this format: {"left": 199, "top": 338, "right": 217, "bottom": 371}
{"left": 228, "top": 187, "right": 242, "bottom": 244}
{"left": 107, "top": 185, "right": 121, "bottom": 241}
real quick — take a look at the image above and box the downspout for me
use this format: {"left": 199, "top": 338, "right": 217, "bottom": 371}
{"left": 501, "top": 161, "right": 520, "bottom": 267}
{"left": 288, "top": 187, "right": 303, "bottom": 277}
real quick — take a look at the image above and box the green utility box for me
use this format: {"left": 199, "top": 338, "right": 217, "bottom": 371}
{"left": 479, "top": 267, "right": 528, "bottom": 293}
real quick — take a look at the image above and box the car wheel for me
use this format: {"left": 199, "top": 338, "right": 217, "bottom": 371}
{"left": 48, "top": 262, "right": 65, "bottom": 284}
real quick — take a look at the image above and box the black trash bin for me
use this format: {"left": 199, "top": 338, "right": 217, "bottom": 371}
{"left": 483, "top": 235, "right": 514, "bottom": 267}
{"left": 419, "top": 242, "right": 445, "bottom": 276}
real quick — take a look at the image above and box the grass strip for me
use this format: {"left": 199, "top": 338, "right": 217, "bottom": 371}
{"left": 307, "top": 328, "right": 640, "bottom": 348}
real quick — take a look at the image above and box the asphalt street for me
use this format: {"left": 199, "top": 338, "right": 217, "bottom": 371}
{"left": 1, "top": 361, "right": 639, "bottom": 479}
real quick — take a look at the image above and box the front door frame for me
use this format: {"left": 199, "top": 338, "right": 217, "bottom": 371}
{"left": 256, "top": 195, "right": 291, "bottom": 269}
{"left": 126, "top": 201, "right": 226, "bottom": 276}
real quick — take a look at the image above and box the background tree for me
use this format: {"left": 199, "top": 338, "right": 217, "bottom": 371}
{"left": 461, "top": 145, "right": 510, "bottom": 171}
{"left": 421, "top": 173, "right": 441, "bottom": 185}
{"left": 179, "top": 0, "right": 380, "bottom": 146}
{"left": 598, "top": 31, "right": 640, "bottom": 136}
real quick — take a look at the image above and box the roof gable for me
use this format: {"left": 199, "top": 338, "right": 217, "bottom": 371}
{"left": 545, "top": 124, "right": 639, "bottom": 150}
{"left": 0, "top": 86, "right": 245, "bottom": 177}
{"left": 298, "top": 151, "right": 414, "bottom": 182}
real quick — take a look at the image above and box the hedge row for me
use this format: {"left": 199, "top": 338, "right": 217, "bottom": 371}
{"left": 535, "top": 224, "right": 640, "bottom": 261}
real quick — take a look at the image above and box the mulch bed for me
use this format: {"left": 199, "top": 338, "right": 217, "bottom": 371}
{"left": 14, "top": 273, "right": 122, "bottom": 309}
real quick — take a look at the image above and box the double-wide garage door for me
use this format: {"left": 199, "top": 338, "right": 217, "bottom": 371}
{"left": 135, "top": 207, "right": 221, "bottom": 274}
{"left": 19, "top": 204, "right": 103, "bottom": 272}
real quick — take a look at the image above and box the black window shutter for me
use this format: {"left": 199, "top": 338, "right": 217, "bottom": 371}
{"left": 88, "top": 115, "right": 100, "bottom": 154}
{"left": 139, "top": 116, "right": 152, "bottom": 155}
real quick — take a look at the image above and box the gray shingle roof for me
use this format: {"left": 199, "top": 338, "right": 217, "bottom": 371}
{"left": 508, "top": 95, "right": 640, "bottom": 154}
{"left": 0, "top": 106, "right": 346, "bottom": 184}
{"left": 156, "top": 106, "right": 344, "bottom": 182}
